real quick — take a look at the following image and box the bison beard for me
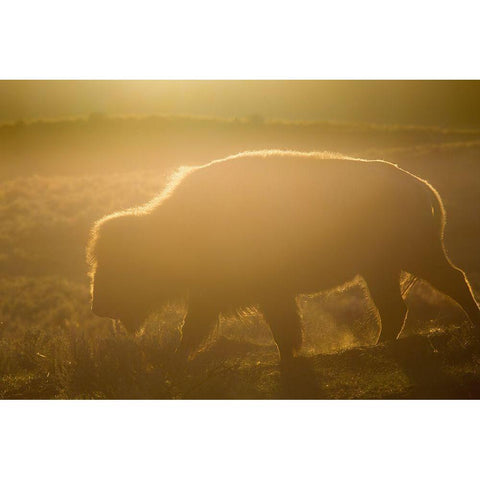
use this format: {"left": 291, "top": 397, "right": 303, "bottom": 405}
{"left": 87, "top": 150, "right": 480, "bottom": 362}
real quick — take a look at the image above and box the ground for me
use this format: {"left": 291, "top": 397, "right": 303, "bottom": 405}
{"left": 3, "top": 323, "right": 480, "bottom": 399}
{"left": 185, "top": 328, "right": 480, "bottom": 399}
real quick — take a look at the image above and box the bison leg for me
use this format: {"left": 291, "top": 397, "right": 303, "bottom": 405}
{"left": 411, "top": 252, "right": 480, "bottom": 326}
{"left": 364, "top": 272, "right": 408, "bottom": 344}
{"left": 261, "top": 296, "right": 303, "bottom": 362}
{"left": 178, "top": 298, "right": 219, "bottom": 358}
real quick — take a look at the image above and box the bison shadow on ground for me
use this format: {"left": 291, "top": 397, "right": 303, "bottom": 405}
{"left": 277, "top": 327, "right": 480, "bottom": 399}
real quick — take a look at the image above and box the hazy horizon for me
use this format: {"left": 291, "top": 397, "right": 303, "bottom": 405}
{"left": 2, "top": 80, "right": 480, "bottom": 128}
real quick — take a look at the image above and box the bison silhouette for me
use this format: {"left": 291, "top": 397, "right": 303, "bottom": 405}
{"left": 87, "top": 150, "right": 480, "bottom": 361}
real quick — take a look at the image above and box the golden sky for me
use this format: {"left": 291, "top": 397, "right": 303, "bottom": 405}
{"left": 1, "top": 80, "right": 480, "bottom": 128}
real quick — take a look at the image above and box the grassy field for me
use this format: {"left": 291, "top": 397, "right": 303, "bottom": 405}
{"left": 1, "top": 114, "right": 480, "bottom": 399}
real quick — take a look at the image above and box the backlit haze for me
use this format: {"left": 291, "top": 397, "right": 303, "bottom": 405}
{"left": 2, "top": 80, "right": 480, "bottom": 128}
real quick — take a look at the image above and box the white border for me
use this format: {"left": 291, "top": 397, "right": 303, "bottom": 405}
{"left": 0, "top": 400, "right": 478, "bottom": 479}
{"left": 1, "top": 1, "right": 479, "bottom": 477}
{"left": 1, "top": 1, "right": 480, "bottom": 79}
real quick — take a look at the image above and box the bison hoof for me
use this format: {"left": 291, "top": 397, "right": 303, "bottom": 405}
{"left": 377, "top": 332, "right": 400, "bottom": 345}
{"left": 175, "top": 343, "right": 196, "bottom": 362}
{"left": 470, "top": 323, "right": 480, "bottom": 341}
{"left": 278, "top": 351, "right": 296, "bottom": 365}
{"left": 118, "top": 317, "right": 144, "bottom": 335}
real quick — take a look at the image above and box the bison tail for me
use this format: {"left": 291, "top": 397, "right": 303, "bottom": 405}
{"left": 425, "top": 181, "right": 446, "bottom": 240}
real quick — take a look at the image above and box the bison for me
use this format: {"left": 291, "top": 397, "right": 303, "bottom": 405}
{"left": 87, "top": 150, "right": 480, "bottom": 361}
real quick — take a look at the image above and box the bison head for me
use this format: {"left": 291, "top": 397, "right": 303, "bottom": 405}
{"left": 88, "top": 212, "right": 153, "bottom": 334}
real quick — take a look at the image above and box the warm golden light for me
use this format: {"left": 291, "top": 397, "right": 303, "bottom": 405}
{"left": 1, "top": 81, "right": 480, "bottom": 399}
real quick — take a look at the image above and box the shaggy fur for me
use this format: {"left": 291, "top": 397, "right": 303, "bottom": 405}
{"left": 87, "top": 150, "right": 480, "bottom": 361}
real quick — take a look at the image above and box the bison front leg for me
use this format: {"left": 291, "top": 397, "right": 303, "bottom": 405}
{"left": 177, "top": 297, "right": 220, "bottom": 359}
{"left": 364, "top": 272, "right": 408, "bottom": 344}
{"left": 261, "top": 296, "right": 303, "bottom": 362}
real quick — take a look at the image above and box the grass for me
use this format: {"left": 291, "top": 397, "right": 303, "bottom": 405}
{"left": 1, "top": 272, "right": 477, "bottom": 399}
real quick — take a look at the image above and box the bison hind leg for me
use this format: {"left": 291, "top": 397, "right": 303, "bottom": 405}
{"left": 409, "top": 249, "right": 480, "bottom": 327}
{"left": 261, "top": 295, "right": 303, "bottom": 362}
{"left": 178, "top": 298, "right": 220, "bottom": 359}
{"left": 363, "top": 271, "right": 408, "bottom": 344}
